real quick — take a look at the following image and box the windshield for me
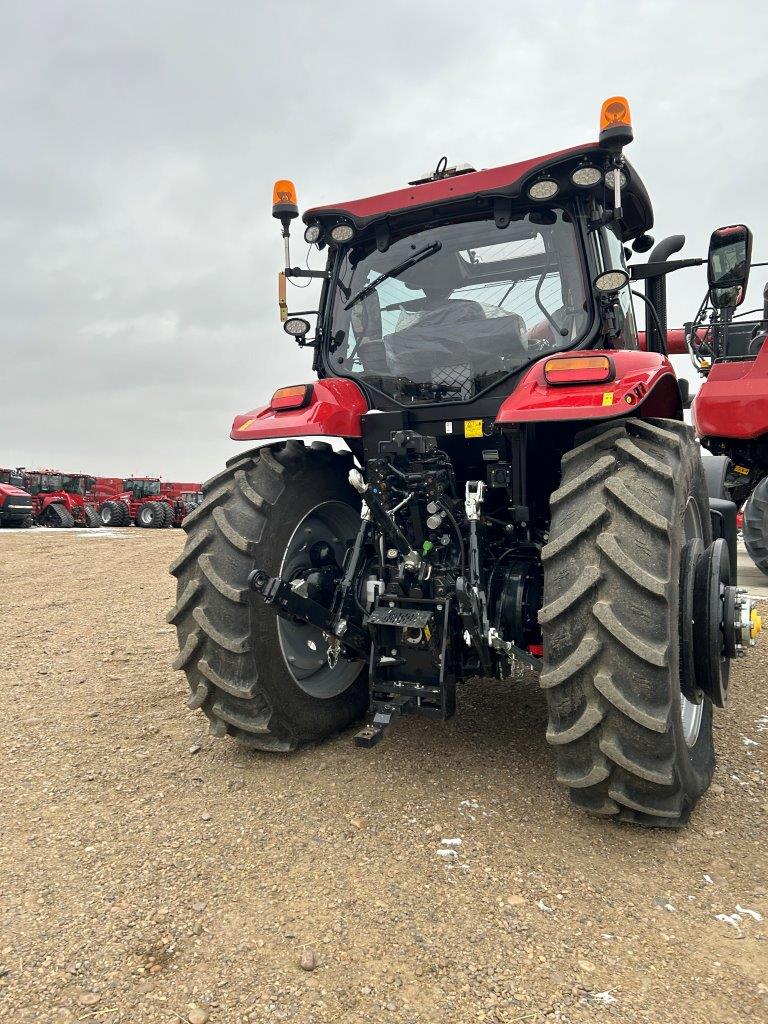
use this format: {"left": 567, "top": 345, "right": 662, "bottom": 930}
{"left": 126, "top": 479, "right": 161, "bottom": 498}
{"left": 61, "top": 475, "right": 85, "bottom": 495}
{"left": 328, "top": 209, "right": 590, "bottom": 404}
{"left": 26, "top": 474, "right": 62, "bottom": 493}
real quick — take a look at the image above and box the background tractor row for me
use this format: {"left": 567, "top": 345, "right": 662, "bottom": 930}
{"left": 171, "top": 97, "right": 761, "bottom": 830}
{"left": 93, "top": 477, "right": 201, "bottom": 528}
{"left": 0, "top": 469, "right": 202, "bottom": 529}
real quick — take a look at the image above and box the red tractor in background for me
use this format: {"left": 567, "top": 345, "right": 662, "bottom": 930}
{"left": 21, "top": 471, "right": 101, "bottom": 528}
{"left": 673, "top": 233, "right": 768, "bottom": 576}
{"left": 91, "top": 476, "right": 175, "bottom": 528}
{"left": 160, "top": 481, "right": 203, "bottom": 527}
{"left": 0, "top": 469, "right": 34, "bottom": 528}
{"left": 170, "top": 97, "right": 761, "bottom": 829}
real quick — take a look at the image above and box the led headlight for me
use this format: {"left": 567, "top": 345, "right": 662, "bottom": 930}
{"left": 304, "top": 223, "right": 322, "bottom": 244}
{"left": 594, "top": 269, "right": 629, "bottom": 294}
{"left": 570, "top": 165, "right": 603, "bottom": 188}
{"left": 329, "top": 223, "right": 355, "bottom": 243}
{"left": 283, "top": 316, "right": 311, "bottom": 337}
{"left": 527, "top": 178, "right": 559, "bottom": 201}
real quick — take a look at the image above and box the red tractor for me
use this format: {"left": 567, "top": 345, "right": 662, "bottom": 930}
{"left": 171, "top": 97, "right": 762, "bottom": 829}
{"left": 160, "top": 481, "right": 203, "bottom": 527}
{"left": 0, "top": 469, "right": 34, "bottom": 528}
{"left": 93, "top": 477, "right": 174, "bottom": 528}
{"left": 674, "top": 234, "right": 768, "bottom": 576}
{"left": 21, "top": 471, "right": 102, "bottom": 528}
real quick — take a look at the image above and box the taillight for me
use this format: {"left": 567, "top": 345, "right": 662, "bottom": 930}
{"left": 270, "top": 384, "right": 313, "bottom": 411}
{"left": 543, "top": 355, "right": 614, "bottom": 386}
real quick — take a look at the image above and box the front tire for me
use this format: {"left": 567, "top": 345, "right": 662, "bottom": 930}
{"left": 169, "top": 441, "right": 369, "bottom": 750}
{"left": 84, "top": 506, "right": 101, "bottom": 528}
{"left": 743, "top": 476, "right": 768, "bottom": 576}
{"left": 136, "top": 502, "right": 163, "bottom": 528}
{"left": 540, "top": 419, "right": 715, "bottom": 828}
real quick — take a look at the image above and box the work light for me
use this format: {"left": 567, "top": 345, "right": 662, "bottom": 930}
{"left": 570, "top": 165, "right": 602, "bottom": 188}
{"left": 527, "top": 178, "right": 559, "bottom": 201}
{"left": 330, "top": 224, "right": 355, "bottom": 243}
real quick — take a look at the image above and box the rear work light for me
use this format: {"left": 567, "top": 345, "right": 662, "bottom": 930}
{"left": 270, "top": 384, "right": 313, "bottom": 411}
{"left": 544, "top": 355, "right": 614, "bottom": 386}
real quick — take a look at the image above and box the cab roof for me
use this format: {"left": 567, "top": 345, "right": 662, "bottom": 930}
{"left": 304, "top": 142, "right": 653, "bottom": 242}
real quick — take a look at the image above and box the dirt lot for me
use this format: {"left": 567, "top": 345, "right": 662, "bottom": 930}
{"left": 1, "top": 529, "right": 767, "bottom": 1024}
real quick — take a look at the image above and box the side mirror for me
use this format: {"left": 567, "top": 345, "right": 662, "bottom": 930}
{"left": 708, "top": 224, "right": 753, "bottom": 309}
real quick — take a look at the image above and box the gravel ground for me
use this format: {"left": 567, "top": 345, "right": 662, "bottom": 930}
{"left": 1, "top": 529, "right": 767, "bottom": 1024}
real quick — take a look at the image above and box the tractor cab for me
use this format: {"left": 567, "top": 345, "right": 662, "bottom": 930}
{"left": 60, "top": 474, "right": 95, "bottom": 497}
{"left": 24, "top": 471, "right": 63, "bottom": 496}
{"left": 278, "top": 129, "right": 653, "bottom": 412}
{"left": 124, "top": 478, "right": 161, "bottom": 499}
{"left": 0, "top": 468, "right": 24, "bottom": 489}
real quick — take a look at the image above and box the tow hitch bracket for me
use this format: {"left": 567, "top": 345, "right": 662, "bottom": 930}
{"left": 354, "top": 695, "right": 417, "bottom": 748}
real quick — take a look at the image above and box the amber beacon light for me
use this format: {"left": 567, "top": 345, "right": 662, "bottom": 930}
{"left": 599, "top": 96, "right": 633, "bottom": 149}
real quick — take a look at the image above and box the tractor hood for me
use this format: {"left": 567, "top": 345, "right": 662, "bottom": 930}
{"left": 304, "top": 142, "right": 653, "bottom": 242}
{"left": 0, "top": 483, "right": 31, "bottom": 501}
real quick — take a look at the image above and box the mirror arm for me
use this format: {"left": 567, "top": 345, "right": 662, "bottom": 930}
{"left": 629, "top": 257, "right": 705, "bottom": 281}
{"left": 285, "top": 267, "right": 330, "bottom": 280}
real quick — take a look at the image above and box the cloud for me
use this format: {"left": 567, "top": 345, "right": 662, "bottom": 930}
{"left": 2, "top": 1, "right": 767, "bottom": 479}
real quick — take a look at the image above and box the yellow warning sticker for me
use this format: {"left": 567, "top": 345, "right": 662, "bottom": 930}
{"left": 464, "top": 418, "right": 483, "bottom": 438}
{"left": 734, "top": 464, "right": 750, "bottom": 476}
{"left": 602, "top": 392, "right": 614, "bottom": 406}
{"left": 238, "top": 418, "right": 257, "bottom": 432}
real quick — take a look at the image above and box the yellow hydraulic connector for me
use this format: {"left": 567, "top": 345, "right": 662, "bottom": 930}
{"left": 751, "top": 608, "right": 763, "bottom": 641}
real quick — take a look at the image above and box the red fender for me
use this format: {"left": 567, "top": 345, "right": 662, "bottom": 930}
{"left": 496, "top": 350, "right": 683, "bottom": 424}
{"left": 692, "top": 336, "right": 768, "bottom": 440}
{"left": 232, "top": 378, "right": 368, "bottom": 441}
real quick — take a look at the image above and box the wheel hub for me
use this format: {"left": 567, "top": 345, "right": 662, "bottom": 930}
{"left": 679, "top": 537, "right": 760, "bottom": 710}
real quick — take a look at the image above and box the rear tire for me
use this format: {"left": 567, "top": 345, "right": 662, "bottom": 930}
{"left": 160, "top": 502, "right": 173, "bottom": 527}
{"left": 169, "top": 440, "right": 369, "bottom": 750}
{"left": 540, "top": 418, "right": 715, "bottom": 828}
{"left": 100, "top": 500, "right": 128, "bottom": 527}
{"left": 42, "top": 503, "right": 75, "bottom": 528}
{"left": 743, "top": 476, "right": 768, "bottom": 576}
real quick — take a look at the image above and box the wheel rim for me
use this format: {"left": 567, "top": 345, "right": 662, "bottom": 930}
{"left": 680, "top": 496, "right": 704, "bottom": 747}
{"left": 277, "top": 500, "right": 364, "bottom": 699}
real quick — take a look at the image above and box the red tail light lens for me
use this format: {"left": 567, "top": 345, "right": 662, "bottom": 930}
{"left": 270, "top": 384, "right": 313, "bottom": 411}
{"left": 544, "top": 355, "right": 614, "bottom": 386}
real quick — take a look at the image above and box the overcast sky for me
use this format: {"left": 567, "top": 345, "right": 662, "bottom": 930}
{"left": 2, "top": 1, "right": 767, "bottom": 481}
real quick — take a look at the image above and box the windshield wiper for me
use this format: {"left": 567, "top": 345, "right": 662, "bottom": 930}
{"left": 344, "top": 242, "right": 442, "bottom": 310}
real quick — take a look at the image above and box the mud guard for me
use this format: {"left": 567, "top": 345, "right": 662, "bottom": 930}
{"left": 692, "top": 338, "right": 768, "bottom": 441}
{"left": 496, "top": 350, "right": 684, "bottom": 424}
{"left": 231, "top": 378, "right": 368, "bottom": 441}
